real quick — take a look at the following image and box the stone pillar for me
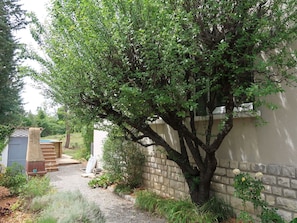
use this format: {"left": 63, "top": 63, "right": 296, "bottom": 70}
{"left": 26, "top": 128, "right": 46, "bottom": 176}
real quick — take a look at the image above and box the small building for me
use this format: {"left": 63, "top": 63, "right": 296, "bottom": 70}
{"left": 0, "top": 127, "right": 29, "bottom": 169}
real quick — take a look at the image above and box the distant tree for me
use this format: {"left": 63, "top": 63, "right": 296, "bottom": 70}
{"left": 32, "top": 0, "right": 297, "bottom": 205}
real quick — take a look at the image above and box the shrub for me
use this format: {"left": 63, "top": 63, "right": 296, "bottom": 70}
{"left": 19, "top": 176, "right": 52, "bottom": 208}
{"left": 233, "top": 169, "right": 285, "bottom": 223}
{"left": 103, "top": 126, "right": 145, "bottom": 188}
{"left": 32, "top": 190, "right": 105, "bottom": 223}
{"left": 0, "top": 163, "right": 27, "bottom": 195}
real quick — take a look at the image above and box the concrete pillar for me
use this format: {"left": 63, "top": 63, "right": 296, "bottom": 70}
{"left": 26, "top": 128, "right": 46, "bottom": 176}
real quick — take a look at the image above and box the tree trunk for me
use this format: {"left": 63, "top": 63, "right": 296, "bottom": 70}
{"left": 64, "top": 122, "right": 71, "bottom": 149}
{"left": 186, "top": 153, "right": 217, "bottom": 205}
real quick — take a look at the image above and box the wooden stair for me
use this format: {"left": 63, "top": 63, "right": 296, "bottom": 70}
{"left": 40, "top": 143, "right": 59, "bottom": 172}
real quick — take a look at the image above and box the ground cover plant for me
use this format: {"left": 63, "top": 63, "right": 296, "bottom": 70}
{"left": 135, "top": 190, "right": 234, "bottom": 223}
{"left": 31, "top": 190, "right": 105, "bottom": 223}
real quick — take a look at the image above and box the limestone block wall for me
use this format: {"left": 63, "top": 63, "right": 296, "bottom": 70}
{"left": 142, "top": 148, "right": 297, "bottom": 221}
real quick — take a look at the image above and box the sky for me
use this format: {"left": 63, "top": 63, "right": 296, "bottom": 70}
{"left": 18, "top": 0, "right": 50, "bottom": 114}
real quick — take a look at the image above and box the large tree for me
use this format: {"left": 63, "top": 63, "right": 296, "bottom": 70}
{"left": 0, "top": 0, "right": 27, "bottom": 151}
{"left": 32, "top": 0, "right": 297, "bottom": 205}
{"left": 0, "top": 0, "right": 26, "bottom": 125}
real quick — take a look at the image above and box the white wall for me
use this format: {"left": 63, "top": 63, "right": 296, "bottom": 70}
{"left": 93, "top": 129, "right": 108, "bottom": 169}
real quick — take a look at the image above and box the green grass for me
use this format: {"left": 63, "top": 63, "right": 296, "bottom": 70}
{"left": 42, "top": 132, "right": 84, "bottom": 150}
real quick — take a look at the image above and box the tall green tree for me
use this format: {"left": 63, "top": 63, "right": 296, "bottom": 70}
{"left": 0, "top": 0, "right": 26, "bottom": 125}
{"left": 0, "top": 0, "right": 27, "bottom": 152}
{"left": 32, "top": 0, "right": 297, "bottom": 205}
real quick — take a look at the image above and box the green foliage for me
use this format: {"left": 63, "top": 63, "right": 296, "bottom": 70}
{"left": 114, "top": 183, "right": 133, "bottom": 195}
{"left": 0, "top": 163, "right": 27, "bottom": 195}
{"left": 0, "top": 0, "right": 27, "bottom": 127}
{"left": 233, "top": 169, "right": 285, "bottom": 223}
{"left": 290, "top": 218, "right": 297, "bottom": 223}
{"left": 88, "top": 173, "right": 116, "bottom": 189}
{"left": 199, "top": 196, "right": 234, "bottom": 222}
{"left": 31, "top": 190, "right": 105, "bottom": 223}
{"left": 31, "top": 0, "right": 297, "bottom": 205}
{"left": 0, "top": 125, "right": 14, "bottom": 153}
{"left": 19, "top": 176, "right": 52, "bottom": 208}
{"left": 103, "top": 126, "right": 145, "bottom": 188}
{"left": 135, "top": 190, "right": 225, "bottom": 223}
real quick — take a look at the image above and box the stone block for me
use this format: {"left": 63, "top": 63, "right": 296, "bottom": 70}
{"left": 262, "top": 175, "right": 277, "bottom": 185}
{"left": 230, "top": 160, "right": 238, "bottom": 169}
{"left": 211, "top": 182, "right": 226, "bottom": 193}
{"left": 153, "top": 182, "right": 161, "bottom": 190}
{"left": 278, "top": 177, "right": 290, "bottom": 188}
{"left": 283, "top": 189, "right": 297, "bottom": 199}
{"left": 265, "top": 194, "right": 276, "bottom": 206}
{"left": 212, "top": 175, "right": 222, "bottom": 182}
{"left": 239, "top": 162, "right": 250, "bottom": 171}
{"left": 219, "top": 159, "right": 230, "bottom": 168}
{"left": 169, "top": 179, "right": 184, "bottom": 191}
{"left": 155, "top": 158, "right": 162, "bottom": 164}
{"left": 277, "top": 209, "right": 293, "bottom": 222}
{"left": 215, "top": 167, "right": 227, "bottom": 176}
{"left": 276, "top": 197, "right": 297, "bottom": 212}
{"left": 251, "top": 163, "right": 266, "bottom": 173}
{"left": 267, "top": 164, "right": 281, "bottom": 175}
{"left": 272, "top": 186, "right": 283, "bottom": 196}
{"left": 263, "top": 185, "right": 272, "bottom": 193}
{"left": 221, "top": 176, "right": 230, "bottom": 184}
{"left": 281, "top": 166, "right": 296, "bottom": 178}
{"left": 291, "top": 179, "right": 297, "bottom": 189}
{"left": 230, "top": 196, "right": 244, "bottom": 210}
{"left": 227, "top": 185, "right": 235, "bottom": 195}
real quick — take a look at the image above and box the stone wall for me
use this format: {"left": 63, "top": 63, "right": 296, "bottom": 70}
{"left": 142, "top": 147, "right": 297, "bottom": 221}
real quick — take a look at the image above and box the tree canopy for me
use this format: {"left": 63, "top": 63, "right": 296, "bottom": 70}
{"left": 32, "top": 0, "right": 297, "bottom": 204}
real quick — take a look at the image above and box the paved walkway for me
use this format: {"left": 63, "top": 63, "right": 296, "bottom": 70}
{"left": 48, "top": 164, "right": 166, "bottom": 223}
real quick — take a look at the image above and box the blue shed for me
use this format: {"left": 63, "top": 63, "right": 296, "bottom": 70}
{"left": 0, "top": 128, "right": 29, "bottom": 169}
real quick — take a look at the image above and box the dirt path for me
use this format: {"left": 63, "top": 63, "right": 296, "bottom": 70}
{"left": 48, "top": 164, "right": 166, "bottom": 223}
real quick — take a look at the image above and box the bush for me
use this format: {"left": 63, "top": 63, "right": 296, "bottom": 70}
{"left": 0, "top": 163, "right": 27, "bottom": 195}
{"left": 19, "top": 176, "right": 52, "bottom": 208}
{"left": 31, "top": 190, "right": 105, "bottom": 223}
{"left": 102, "top": 126, "right": 145, "bottom": 188}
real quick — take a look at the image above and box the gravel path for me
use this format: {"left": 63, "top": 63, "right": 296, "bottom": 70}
{"left": 48, "top": 164, "right": 166, "bottom": 223}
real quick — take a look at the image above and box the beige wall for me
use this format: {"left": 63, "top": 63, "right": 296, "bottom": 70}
{"left": 151, "top": 84, "right": 297, "bottom": 167}
{"left": 217, "top": 84, "right": 297, "bottom": 167}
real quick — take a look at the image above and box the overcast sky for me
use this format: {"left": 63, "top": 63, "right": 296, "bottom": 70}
{"left": 19, "top": 0, "right": 50, "bottom": 114}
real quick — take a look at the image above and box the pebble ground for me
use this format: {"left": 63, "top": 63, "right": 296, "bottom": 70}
{"left": 48, "top": 164, "right": 166, "bottom": 223}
